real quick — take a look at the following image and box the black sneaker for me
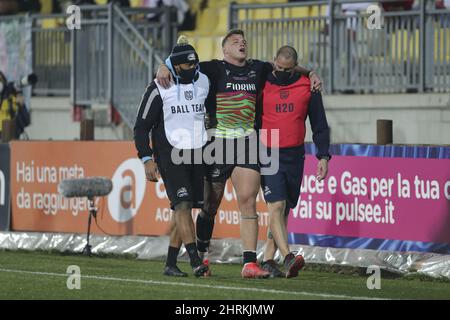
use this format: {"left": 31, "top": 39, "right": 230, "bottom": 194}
{"left": 163, "top": 265, "right": 188, "bottom": 277}
{"left": 193, "top": 263, "right": 209, "bottom": 277}
{"left": 284, "top": 253, "right": 305, "bottom": 278}
{"left": 261, "top": 260, "right": 285, "bottom": 278}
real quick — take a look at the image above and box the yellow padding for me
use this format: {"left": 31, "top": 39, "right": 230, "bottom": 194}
{"left": 434, "top": 28, "right": 450, "bottom": 61}
{"left": 41, "top": 18, "right": 59, "bottom": 29}
{"left": 389, "top": 28, "right": 450, "bottom": 62}
{"left": 252, "top": 8, "right": 272, "bottom": 20}
{"left": 130, "top": 0, "right": 142, "bottom": 7}
{"left": 215, "top": 7, "right": 229, "bottom": 35}
{"left": 196, "top": 37, "right": 215, "bottom": 61}
{"left": 213, "top": 36, "right": 224, "bottom": 60}
{"left": 208, "top": 0, "right": 233, "bottom": 8}
{"left": 40, "top": 0, "right": 52, "bottom": 14}
{"left": 309, "top": 5, "right": 322, "bottom": 17}
{"left": 390, "top": 29, "right": 420, "bottom": 62}
{"left": 288, "top": 7, "right": 309, "bottom": 19}
{"left": 197, "top": 8, "right": 219, "bottom": 36}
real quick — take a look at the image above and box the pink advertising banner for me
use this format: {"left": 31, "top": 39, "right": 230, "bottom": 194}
{"left": 288, "top": 155, "right": 450, "bottom": 244}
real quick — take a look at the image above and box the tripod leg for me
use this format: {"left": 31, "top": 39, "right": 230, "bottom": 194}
{"left": 83, "top": 211, "right": 93, "bottom": 256}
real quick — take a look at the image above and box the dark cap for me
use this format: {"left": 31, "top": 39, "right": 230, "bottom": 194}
{"left": 169, "top": 43, "right": 199, "bottom": 66}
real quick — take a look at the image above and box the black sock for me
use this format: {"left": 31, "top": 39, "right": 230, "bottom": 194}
{"left": 165, "top": 246, "right": 180, "bottom": 267}
{"left": 185, "top": 242, "right": 202, "bottom": 268}
{"left": 196, "top": 210, "right": 215, "bottom": 253}
{"left": 284, "top": 252, "right": 295, "bottom": 267}
{"left": 243, "top": 251, "right": 257, "bottom": 264}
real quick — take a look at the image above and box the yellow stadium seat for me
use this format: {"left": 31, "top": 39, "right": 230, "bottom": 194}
{"left": 130, "top": 0, "right": 142, "bottom": 7}
{"left": 188, "top": 37, "right": 199, "bottom": 51}
{"left": 215, "top": 7, "right": 229, "bottom": 35}
{"left": 434, "top": 28, "right": 450, "bottom": 62}
{"left": 180, "top": 31, "right": 197, "bottom": 41}
{"left": 213, "top": 36, "right": 224, "bottom": 60}
{"left": 197, "top": 8, "right": 219, "bottom": 36}
{"left": 96, "top": 0, "right": 108, "bottom": 4}
{"left": 252, "top": 8, "right": 272, "bottom": 20}
{"left": 39, "top": 0, "right": 52, "bottom": 14}
{"left": 254, "top": 0, "right": 287, "bottom": 3}
{"left": 187, "top": 0, "right": 203, "bottom": 13}
{"left": 391, "top": 30, "right": 420, "bottom": 63}
{"left": 208, "top": 0, "right": 233, "bottom": 9}
{"left": 238, "top": 9, "right": 251, "bottom": 21}
{"left": 196, "top": 37, "right": 215, "bottom": 61}
{"left": 41, "top": 18, "right": 58, "bottom": 29}
{"left": 236, "top": 0, "right": 288, "bottom": 4}
{"left": 271, "top": 8, "right": 285, "bottom": 20}
{"left": 309, "top": 5, "right": 322, "bottom": 17}
{"left": 288, "top": 7, "right": 309, "bottom": 19}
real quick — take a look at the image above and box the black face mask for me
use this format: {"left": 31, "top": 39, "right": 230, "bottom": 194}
{"left": 178, "top": 68, "right": 196, "bottom": 82}
{"left": 274, "top": 71, "right": 293, "bottom": 84}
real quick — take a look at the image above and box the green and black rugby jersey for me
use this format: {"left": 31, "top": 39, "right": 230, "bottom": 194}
{"left": 199, "top": 59, "right": 272, "bottom": 139}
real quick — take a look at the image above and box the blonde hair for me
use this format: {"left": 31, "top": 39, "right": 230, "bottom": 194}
{"left": 176, "top": 35, "right": 189, "bottom": 45}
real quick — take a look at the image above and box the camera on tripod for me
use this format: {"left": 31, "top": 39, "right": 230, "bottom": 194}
{"left": 0, "top": 73, "right": 38, "bottom": 96}
{"left": 0, "top": 72, "right": 38, "bottom": 140}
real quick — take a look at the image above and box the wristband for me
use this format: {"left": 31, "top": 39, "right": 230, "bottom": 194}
{"left": 142, "top": 156, "right": 153, "bottom": 164}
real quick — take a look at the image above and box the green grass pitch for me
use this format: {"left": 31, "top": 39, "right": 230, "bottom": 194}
{"left": 0, "top": 250, "right": 449, "bottom": 300}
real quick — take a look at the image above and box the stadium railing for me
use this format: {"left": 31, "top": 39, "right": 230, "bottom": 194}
{"left": 0, "top": 13, "right": 71, "bottom": 96}
{"left": 230, "top": 0, "right": 450, "bottom": 94}
{"left": 0, "top": 4, "right": 177, "bottom": 128}
{"left": 71, "top": 4, "right": 177, "bottom": 128}
{"left": 31, "top": 13, "right": 72, "bottom": 96}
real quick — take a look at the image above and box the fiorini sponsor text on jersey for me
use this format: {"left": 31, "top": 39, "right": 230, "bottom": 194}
{"left": 226, "top": 83, "right": 256, "bottom": 91}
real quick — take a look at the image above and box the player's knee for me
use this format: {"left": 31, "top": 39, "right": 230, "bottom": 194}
{"left": 174, "top": 201, "right": 193, "bottom": 212}
{"left": 203, "top": 198, "right": 220, "bottom": 216}
{"left": 237, "top": 194, "right": 257, "bottom": 212}
{"left": 269, "top": 201, "right": 285, "bottom": 215}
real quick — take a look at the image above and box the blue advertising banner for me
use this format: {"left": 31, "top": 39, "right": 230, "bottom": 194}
{"left": 0, "top": 143, "right": 10, "bottom": 231}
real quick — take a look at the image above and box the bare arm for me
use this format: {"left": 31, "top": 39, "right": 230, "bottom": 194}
{"left": 156, "top": 64, "right": 173, "bottom": 89}
{"left": 294, "top": 65, "right": 322, "bottom": 92}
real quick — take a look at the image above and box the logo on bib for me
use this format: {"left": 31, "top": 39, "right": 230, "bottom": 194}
{"left": 280, "top": 90, "right": 289, "bottom": 99}
{"left": 185, "top": 91, "right": 193, "bottom": 101}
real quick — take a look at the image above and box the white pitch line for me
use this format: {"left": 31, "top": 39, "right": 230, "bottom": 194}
{"left": 0, "top": 268, "right": 388, "bottom": 300}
